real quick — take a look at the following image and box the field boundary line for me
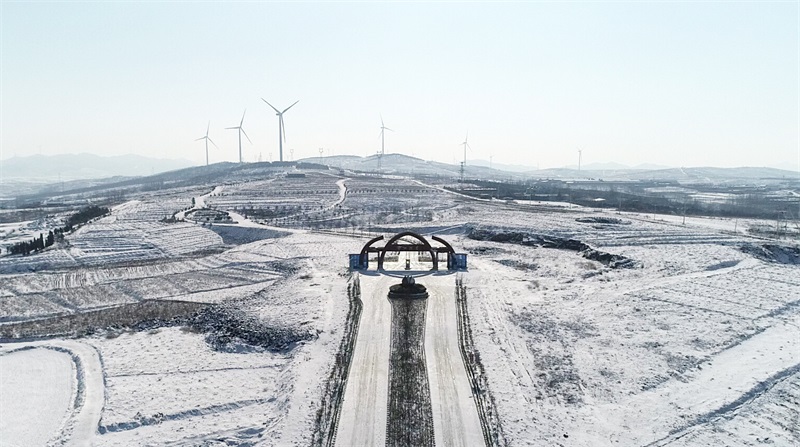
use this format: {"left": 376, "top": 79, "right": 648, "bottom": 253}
{"left": 454, "top": 275, "right": 507, "bottom": 447}
{"left": 311, "top": 274, "right": 363, "bottom": 447}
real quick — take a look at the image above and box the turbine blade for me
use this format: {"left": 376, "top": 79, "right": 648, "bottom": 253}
{"left": 282, "top": 100, "right": 299, "bottom": 113}
{"left": 385, "top": 127, "right": 394, "bottom": 132}
{"left": 241, "top": 127, "right": 252, "bottom": 144}
{"left": 225, "top": 126, "right": 238, "bottom": 130}
{"left": 380, "top": 114, "right": 384, "bottom": 127}
{"left": 240, "top": 109, "right": 246, "bottom": 126}
{"left": 261, "top": 98, "right": 280, "bottom": 114}
{"left": 195, "top": 137, "right": 205, "bottom": 141}
{"left": 208, "top": 137, "right": 219, "bottom": 149}
{"left": 206, "top": 121, "right": 210, "bottom": 136}
{"left": 280, "top": 115, "right": 286, "bottom": 142}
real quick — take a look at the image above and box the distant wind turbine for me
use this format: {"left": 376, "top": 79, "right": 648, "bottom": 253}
{"left": 261, "top": 98, "right": 299, "bottom": 162}
{"left": 195, "top": 121, "right": 218, "bottom": 166}
{"left": 578, "top": 149, "right": 582, "bottom": 171}
{"left": 460, "top": 132, "right": 472, "bottom": 186}
{"left": 378, "top": 114, "right": 393, "bottom": 172}
{"left": 226, "top": 110, "right": 252, "bottom": 163}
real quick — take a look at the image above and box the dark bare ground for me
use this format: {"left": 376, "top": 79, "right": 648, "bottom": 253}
{"left": 0, "top": 299, "right": 206, "bottom": 339}
{"left": 386, "top": 297, "right": 434, "bottom": 447}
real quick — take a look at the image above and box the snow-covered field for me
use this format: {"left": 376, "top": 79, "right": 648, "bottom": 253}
{"left": 0, "top": 348, "right": 75, "bottom": 446}
{"left": 0, "top": 173, "right": 798, "bottom": 446}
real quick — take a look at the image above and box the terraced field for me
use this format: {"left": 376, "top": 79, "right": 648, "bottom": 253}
{"left": 1, "top": 172, "right": 797, "bottom": 447}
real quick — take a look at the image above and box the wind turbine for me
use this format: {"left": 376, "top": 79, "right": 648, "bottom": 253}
{"left": 378, "top": 114, "right": 393, "bottom": 172}
{"left": 261, "top": 98, "right": 299, "bottom": 162}
{"left": 460, "top": 132, "right": 471, "bottom": 187}
{"left": 578, "top": 149, "right": 582, "bottom": 171}
{"left": 226, "top": 110, "right": 251, "bottom": 163}
{"left": 195, "top": 121, "right": 218, "bottom": 166}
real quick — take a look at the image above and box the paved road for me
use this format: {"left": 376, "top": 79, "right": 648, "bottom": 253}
{"left": 336, "top": 256, "right": 483, "bottom": 446}
{"left": 424, "top": 274, "right": 484, "bottom": 447}
{"left": 335, "top": 272, "right": 393, "bottom": 446}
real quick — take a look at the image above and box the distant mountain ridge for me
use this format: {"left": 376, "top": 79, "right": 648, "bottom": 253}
{"left": 0, "top": 154, "right": 196, "bottom": 181}
{"left": 304, "top": 153, "right": 798, "bottom": 184}
{"left": 2, "top": 152, "right": 796, "bottom": 189}
{"left": 467, "top": 160, "right": 672, "bottom": 172}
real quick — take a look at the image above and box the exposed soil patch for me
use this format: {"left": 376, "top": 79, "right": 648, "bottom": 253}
{"left": 0, "top": 300, "right": 206, "bottom": 339}
{"left": 741, "top": 243, "right": 800, "bottom": 265}
{"left": 575, "top": 217, "right": 631, "bottom": 225}
{"left": 207, "top": 225, "right": 290, "bottom": 245}
{"left": 190, "top": 303, "right": 316, "bottom": 353}
{"left": 468, "top": 228, "right": 637, "bottom": 268}
{"left": 704, "top": 260, "right": 740, "bottom": 271}
{"left": 495, "top": 259, "right": 538, "bottom": 271}
{"left": 510, "top": 309, "right": 598, "bottom": 404}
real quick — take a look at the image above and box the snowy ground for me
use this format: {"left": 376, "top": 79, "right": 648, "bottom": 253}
{"left": 446, "top": 204, "right": 800, "bottom": 446}
{"left": 1, "top": 174, "right": 798, "bottom": 446}
{"left": 0, "top": 348, "right": 74, "bottom": 446}
{"left": 0, "top": 340, "right": 104, "bottom": 446}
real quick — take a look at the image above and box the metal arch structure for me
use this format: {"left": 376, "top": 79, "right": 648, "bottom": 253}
{"left": 353, "top": 231, "right": 459, "bottom": 271}
{"left": 378, "top": 231, "right": 439, "bottom": 270}
{"left": 360, "top": 235, "right": 385, "bottom": 259}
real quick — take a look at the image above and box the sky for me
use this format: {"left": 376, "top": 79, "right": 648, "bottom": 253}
{"left": 2, "top": 1, "right": 798, "bottom": 171}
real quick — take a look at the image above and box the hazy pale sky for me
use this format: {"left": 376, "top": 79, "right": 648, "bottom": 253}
{"left": 2, "top": 1, "right": 798, "bottom": 170}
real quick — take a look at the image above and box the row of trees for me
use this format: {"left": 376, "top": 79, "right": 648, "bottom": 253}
{"left": 465, "top": 179, "right": 800, "bottom": 220}
{"left": 7, "top": 229, "right": 62, "bottom": 255}
{"left": 63, "top": 205, "right": 110, "bottom": 231}
{"left": 5, "top": 205, "right": 110, "bottom": 256}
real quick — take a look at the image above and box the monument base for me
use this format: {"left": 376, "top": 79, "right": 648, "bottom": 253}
{"left": 388, "top": 275, "right": 428, "bottom": 300}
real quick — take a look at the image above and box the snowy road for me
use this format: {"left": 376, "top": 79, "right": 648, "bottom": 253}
{"left": 175, "top": 185, "right": 222, "bottom": 220}
{"left": 335, "top": 272, "right": 393, "bottom": 446}
{"left": 336, "top": 259, "right": 482, "bottom": 446}
{"left": 424, "top": 275, "right": 484, "bottom": 447}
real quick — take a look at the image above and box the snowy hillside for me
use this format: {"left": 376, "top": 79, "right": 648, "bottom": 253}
{"left": 0, "top": 170, "right": 798, "bottom": 446}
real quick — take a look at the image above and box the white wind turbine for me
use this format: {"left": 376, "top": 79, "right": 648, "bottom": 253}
{"left": 226, "top": 110, "right": 252, "bottom": 163}
{"left": 378, "top": 114, "right": 393, "bottom": 172}
{"left": 261, "top": 99, "right": 299, "bottom": 162}
{"left": 195, "top": 121, "right": 218, "bottom": 166}
{"left": 460, "top": 132, "right": 472, "bottom": 187}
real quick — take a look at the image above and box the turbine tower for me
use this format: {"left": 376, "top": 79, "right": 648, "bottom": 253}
{"left": 226, "top": 110, "right": 252, "bottom": 163}
{"left": 195, "top": 121, "right": 218, "bottom": 166}
{"left": 378, "top": 114, "right": 393, "bottom": 172}
{"left": 460, "top": 132, "right": 471, "bottom": 187}
{"left": 578, "top": 149, "right": 582, "bottom": 171}
{"left": 262, "top": 98, "right": 299, "bottom": 162}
